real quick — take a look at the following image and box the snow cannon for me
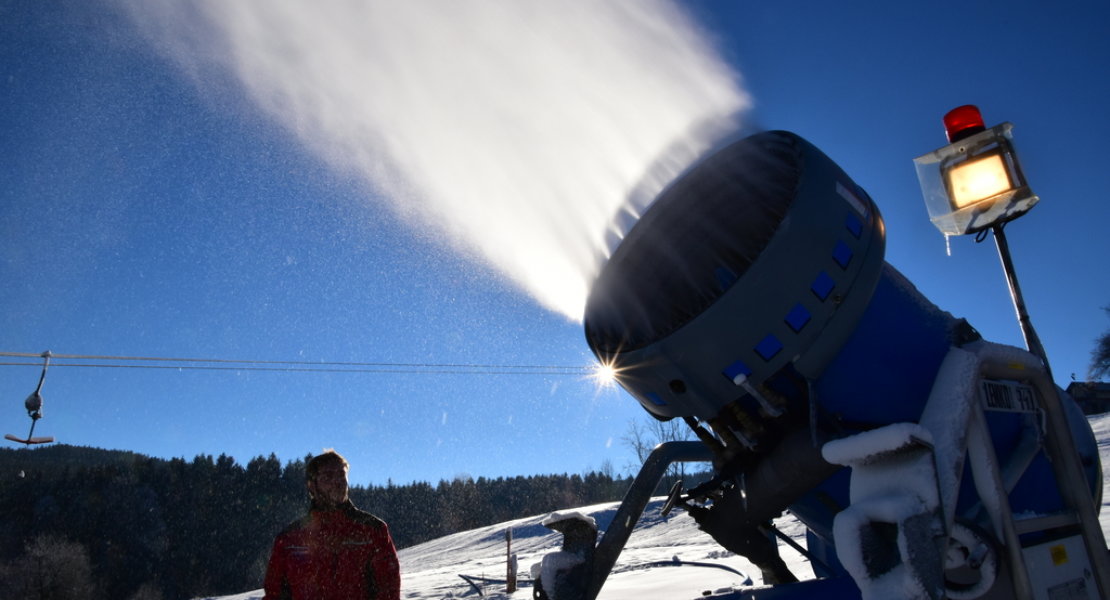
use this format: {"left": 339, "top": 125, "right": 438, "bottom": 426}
{"left": 565, "top": 131, "right": 1104, "bottom": 600}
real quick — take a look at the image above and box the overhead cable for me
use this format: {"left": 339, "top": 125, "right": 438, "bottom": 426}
{"left": 0, "top": 351, "right": 592, "bottom": 376}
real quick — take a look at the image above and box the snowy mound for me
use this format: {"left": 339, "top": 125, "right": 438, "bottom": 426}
{"left": 396, "top": 499, "right": 783, "bottom": 600}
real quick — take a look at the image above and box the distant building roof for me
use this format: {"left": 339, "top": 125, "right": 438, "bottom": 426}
{"left": 1067, "top": 381, "right": 1110, "bottom": 415}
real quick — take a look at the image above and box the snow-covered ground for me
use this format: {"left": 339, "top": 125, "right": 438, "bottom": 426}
{"left": 1088, "top": 412, "right": 1110, "bottom": 542}
{"left": 210, "top": 413, "right": 1110, "bottom": 600}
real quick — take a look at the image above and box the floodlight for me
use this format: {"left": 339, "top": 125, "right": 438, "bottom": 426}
{"left": 914, "top": 105, "right": 1038, "bottom": 235}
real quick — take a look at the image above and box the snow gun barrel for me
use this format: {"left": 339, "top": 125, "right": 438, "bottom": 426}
{"left": 585, "top": 130, "right": 937, "bottom": 444}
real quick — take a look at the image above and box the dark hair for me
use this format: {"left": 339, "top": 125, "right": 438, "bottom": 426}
{"left": 306, "top": 449, "right": 349, "bottom": 482}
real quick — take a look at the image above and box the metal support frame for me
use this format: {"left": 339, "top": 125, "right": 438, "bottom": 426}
{"left": 584, "top": 441, "right": 714, "bottom": 600}
{"left": 964, "top": 391, "right": 1035, "bottom": 599}
{"left": 997, "top": 363, "right": 1110, "bottom": 597}
{"left": 921, "top": 342, "right": 1110, "bottom": 599}
{"left": 991, "top": 224, "right": 1110, "bottom": 597}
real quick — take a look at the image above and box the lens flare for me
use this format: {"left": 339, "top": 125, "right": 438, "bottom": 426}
{"left": 589, "top": 360, "right": 620, "bottom": 390}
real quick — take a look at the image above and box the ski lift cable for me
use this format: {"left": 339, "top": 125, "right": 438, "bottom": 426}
{"left": 0, "top": 362, "right": 588, "bottom": 375}
{"left": 0, "top": 351, "right": 593, "bottom": 375}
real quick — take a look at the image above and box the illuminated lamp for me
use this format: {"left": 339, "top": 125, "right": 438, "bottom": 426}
{"left": 914, "top": 105, "right": 1038, "bottom": 235}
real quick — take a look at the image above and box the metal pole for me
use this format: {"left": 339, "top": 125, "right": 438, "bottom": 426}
{"left": 506, "top": 528, "right": 516, "bottom": 593}
{"left": 991, "top": 225, "right": 1050, "bottom": 368}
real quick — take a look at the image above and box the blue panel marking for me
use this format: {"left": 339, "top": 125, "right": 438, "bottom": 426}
{"left": 785, "top": 303, "right": 811, "bottom": 333}
{"left": 833, "top": 240, "right": 853, "bottom": 269}
{"left": 645, "top": 392, "right": 667, "bottom": 406}
{"left": 811, "top": 271, "right": 835, "bottom": 301}
{"left": 755, "top": 334, "right": 783, "bottom": 361}
{"left": 723, "top": 360, "right": 752, "bottom": 381}
{"left": 845, "top": 213, "right": 862, "bottom": 239}
{"left": 714, "top": 266, "right": 738, "bottom": 292}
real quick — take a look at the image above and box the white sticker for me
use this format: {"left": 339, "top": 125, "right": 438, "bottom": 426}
{"left": 837, "top": 181, "right": 867, "bottom": 218}
{"left": 980, "top": 380, "right": 1039, "bottom": 414}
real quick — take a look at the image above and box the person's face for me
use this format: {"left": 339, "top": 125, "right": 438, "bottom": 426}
{"left": 308, "top": 463, "right": 349, "bottom": 509}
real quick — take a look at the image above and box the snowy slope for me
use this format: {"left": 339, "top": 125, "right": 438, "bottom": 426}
{"left": 1089, "top": 412, "right": 1110, "bottom": 542}
{"left": 208, "top": 499, "right": 791, "bottom": 600}
{"left": 209, "top": 413, "right": 1110, "bottom": 600}
{"left": 393, "top": 499, "right": 785, "bottom": 600}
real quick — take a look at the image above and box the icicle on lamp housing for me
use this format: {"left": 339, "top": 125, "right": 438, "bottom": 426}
{"left": 914, "top": 117, "right": 1038, "bottom": 236}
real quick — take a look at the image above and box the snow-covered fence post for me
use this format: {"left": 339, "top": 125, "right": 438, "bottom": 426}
{"left": 534, "top": 512, "right": 598, "bottom": 600}
{"left": 506, "top": 528, "right": 517, "bottom": 593}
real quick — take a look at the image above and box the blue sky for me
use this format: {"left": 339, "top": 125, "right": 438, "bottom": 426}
{"left": 3, "top": 0, "right": 1108, "bottom": 487}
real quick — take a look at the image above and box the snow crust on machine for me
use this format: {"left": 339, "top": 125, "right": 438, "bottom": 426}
{"left": 542, "top": 510, "right": 597, "bottom": 529}
{"left": 824, "top": 422, "right": 944, "bottom": 600}
{"left": 832, "top": 497, "right": 935, "bottom": 600}
{"left": 822, "top": 422, "right": 934, "bottom": 467}
{"left": 535, "top": 551, "right": 586, "bottom": 598}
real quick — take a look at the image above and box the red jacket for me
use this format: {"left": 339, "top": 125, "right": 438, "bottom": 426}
{"left": 264, "top": 502, "right": 400, "bottom": 600}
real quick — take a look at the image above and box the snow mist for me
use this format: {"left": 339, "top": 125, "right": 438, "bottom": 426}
{"left": 118, "top": 1, "right": 750, "bottom": 320}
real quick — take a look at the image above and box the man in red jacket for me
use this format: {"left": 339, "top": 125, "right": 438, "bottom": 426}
{"left": 263, "top": 449, "right": 401, "bottom": 600}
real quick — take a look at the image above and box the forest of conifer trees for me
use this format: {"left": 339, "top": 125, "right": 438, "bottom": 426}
{"left": 0, "top": 445, "right": 633, "bottom": 599}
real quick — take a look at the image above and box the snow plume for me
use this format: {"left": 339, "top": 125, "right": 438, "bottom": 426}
{"left": 116, "top": 0, "right": 750, "bottom": 320}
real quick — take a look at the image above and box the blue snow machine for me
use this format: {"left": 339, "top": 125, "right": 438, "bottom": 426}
{"left": 534, "top": 130, "right": 1106, "bottom": 600}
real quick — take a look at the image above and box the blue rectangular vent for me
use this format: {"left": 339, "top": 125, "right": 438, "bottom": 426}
{"left": 785, "top": 303, "right": 811, "bottom": 333}
{"left": 755, "top": 334, "right": 783, "bottom": 361}
{"left": 833, "top": 240, "right": 853, "bottom": 269}
{"left": 845, "top": 213, "right": 863, "bottom": 239}
{"left": 811, "top": 271, "right": 835, "bottom": 301}
{"left": 645, "top": 392, "right": 667, "bottom": 406}
{"left": 714, "top": 266, "right": 738, "bottom": 292}
{"left": 723, "top": 360, "right": 752, "bottom": 381}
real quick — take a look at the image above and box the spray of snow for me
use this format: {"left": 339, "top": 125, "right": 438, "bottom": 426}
{"left": 115, "top": 0, "right": 750, "bottom": 320}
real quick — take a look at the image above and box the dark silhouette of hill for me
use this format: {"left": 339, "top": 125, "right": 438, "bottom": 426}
{"left": 0, "top": 443, "right": 142, "bottom": 473}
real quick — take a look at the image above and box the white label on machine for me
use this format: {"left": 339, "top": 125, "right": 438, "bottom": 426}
{"left": 1023, "top": 535, "right": 1098, "bottom": 600}
{"left": 836, "top": 181, "right": 867, "bottom": 218}
{"left": 980, "top": 379, "right": 1039, "bottom": 414}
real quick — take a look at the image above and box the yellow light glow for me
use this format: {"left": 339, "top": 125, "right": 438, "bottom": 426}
{"left": 946, "top": 153, "right": 1013, "bottom": 209}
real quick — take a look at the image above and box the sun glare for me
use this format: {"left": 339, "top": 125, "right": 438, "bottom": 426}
{"left": 589, "top": 360, "right": 620, "bottom": 390}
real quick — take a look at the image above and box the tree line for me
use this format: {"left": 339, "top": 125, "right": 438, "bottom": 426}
{"left": 0, "top": 444, "right": 632, "bottom": 600}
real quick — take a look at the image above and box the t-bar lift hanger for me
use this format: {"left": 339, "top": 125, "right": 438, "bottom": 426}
{"left": 5, "top": 351, "right": 56, "bottom": 446}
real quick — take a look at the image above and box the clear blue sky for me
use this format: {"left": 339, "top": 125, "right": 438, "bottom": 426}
{"left": 3, "top": 0, "right": 1108, "bottom": 487}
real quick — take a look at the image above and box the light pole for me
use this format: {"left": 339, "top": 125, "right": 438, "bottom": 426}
{"left": 915, "top": 105, "right": 1110, "bottom": 598}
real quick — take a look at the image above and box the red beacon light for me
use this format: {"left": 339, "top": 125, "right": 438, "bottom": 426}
{"left": 914, "top": 104, "right": 1039, "bottom": 235}
{"left": 943, "top": 104, "right": 987, "bottom": 143}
